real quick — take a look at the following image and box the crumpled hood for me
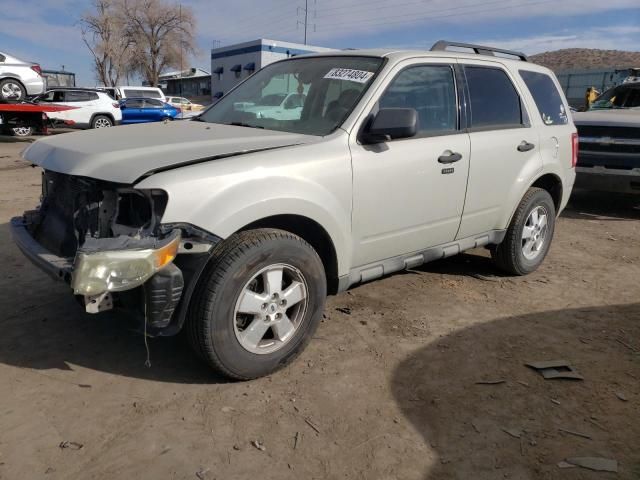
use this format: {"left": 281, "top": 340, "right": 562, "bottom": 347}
{"left": 22, "top": 120, "right": 317, "bottom": 184}
{"left": 573, "top": 109, "right": 640, "bottom": 128}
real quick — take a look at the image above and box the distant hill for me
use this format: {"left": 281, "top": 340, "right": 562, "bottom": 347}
{"left": 530, "top": 48, "right": 640, "bottom": 72}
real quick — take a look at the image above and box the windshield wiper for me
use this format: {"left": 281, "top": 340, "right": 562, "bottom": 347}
{"left": 227, "top": 121, "right": 264, "bottom": 129}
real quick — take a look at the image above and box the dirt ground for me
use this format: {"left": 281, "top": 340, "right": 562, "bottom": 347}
{"left": 0, "top": 134, "right": 639, "bottom": 480}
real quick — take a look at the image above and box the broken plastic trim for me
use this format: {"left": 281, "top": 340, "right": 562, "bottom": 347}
{"left": 71, "top": 229, "right": 181, "bottom": 296}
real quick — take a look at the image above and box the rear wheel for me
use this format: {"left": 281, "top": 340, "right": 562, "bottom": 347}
{"left": 91, "top": 115, "right": 113, "bottom": 129}
{"left": 187, "top": 229, "right": 327, "bottom": 380}
{"left": 491, "top": 187, "right": 556, "bottom": 275}
{"left": 0, "top": 79, "right": 25, "bottom": 101}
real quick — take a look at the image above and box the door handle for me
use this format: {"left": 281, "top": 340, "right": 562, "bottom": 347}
{"left": 517, "top": 141, "right": 535, "bottom": 152}
{"left": 438, "top": 151, "right": 462, "bottom": 164}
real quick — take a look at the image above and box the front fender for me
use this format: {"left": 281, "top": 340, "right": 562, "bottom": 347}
{"left": 136, "top": 136, "right": 353, "bottom": 275}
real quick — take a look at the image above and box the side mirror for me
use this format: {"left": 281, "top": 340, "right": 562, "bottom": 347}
{"left": 361, "top": 108, "right": 417, "bottom": 144}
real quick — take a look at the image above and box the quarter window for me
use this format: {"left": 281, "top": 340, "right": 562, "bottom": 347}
{"left": 465, "top": 66, "right": 524, "bottom": 129}
{"left": 520, "top": 70, "right": 568, "bottom": 125}
{"left": 378, "top": 65, "right": 457, "bottom": 135}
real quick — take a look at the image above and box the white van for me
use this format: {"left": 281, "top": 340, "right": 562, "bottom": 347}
{"left": 102, "top": 86, "right": 166, "bottom": 102}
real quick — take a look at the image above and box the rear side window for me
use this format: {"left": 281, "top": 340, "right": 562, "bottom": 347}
{"left": 0, "top": 54, "right": 5, "bottom": 63}
{"left": 520, "top": 70, "right": 568, "bottom": 125}
{"left": 65, "top": 91, "right": 98, "bottom": 102}
{"left": 378, "top": 64, "right": 458, "bottom": 135}
{"left": 465, "top": 66, "right": 523, "bottom": 129}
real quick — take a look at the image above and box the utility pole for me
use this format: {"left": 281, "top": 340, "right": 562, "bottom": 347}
{"left": 179, "top": 3, "right": 183, "bottom": 97}
{"left": 297, "top": 0, "right": 315, "bottom": 45}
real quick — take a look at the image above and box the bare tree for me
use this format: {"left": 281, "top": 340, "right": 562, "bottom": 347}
{"left": 121, "top": 0, "right": 196, "bottom": 87}
{"left": 80, "top": 0, "right": 133, "bottom": 86}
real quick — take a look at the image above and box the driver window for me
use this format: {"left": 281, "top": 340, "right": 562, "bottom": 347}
{"left": 378, "top": 65, "right": 457, "bottom": 136}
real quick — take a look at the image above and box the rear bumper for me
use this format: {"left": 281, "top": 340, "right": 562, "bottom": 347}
{"left": 575, "top": 167, "right": 640, "bottom": 194}
{"left": 23, "top": 78, "right": 45, "bottom": 96}
{"left": 10, "top": 216, "right": 73, "bottom": 283}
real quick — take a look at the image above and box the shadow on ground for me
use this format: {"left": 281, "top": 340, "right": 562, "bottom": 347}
{"left": 392, "top": 303, "right": 640, "bottom": 479}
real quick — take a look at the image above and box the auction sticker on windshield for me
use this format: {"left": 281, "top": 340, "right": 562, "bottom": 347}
{"left": 324, "top": 68, "right": 374, "bottom": 83}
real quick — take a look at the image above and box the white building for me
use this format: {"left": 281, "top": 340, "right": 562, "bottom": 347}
{"left": 210, "top": 38, "right": 333, "bottom": 100}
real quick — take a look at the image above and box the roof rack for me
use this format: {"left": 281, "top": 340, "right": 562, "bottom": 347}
{"left": 431, "top": 40, "right": 528, "bottom": 62}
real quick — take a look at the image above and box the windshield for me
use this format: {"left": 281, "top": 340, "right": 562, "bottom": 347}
{"left": 200, "top": 56, "right": 384, "bottom": 135}
{"left": 590, "top": 84, "right": 640, "bottom": 110}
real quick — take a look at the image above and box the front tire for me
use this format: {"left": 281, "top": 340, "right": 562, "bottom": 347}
{"left": 491, "top": 187, "right": 556, "bottom": 275}
{"left": 187, "top": 229, "right": 327, "bottom": 380}
{"left": 91, "top": 115, "right": 113, "bottom": 129}
{"left": 12, "top": 126, "right": 33, "bottom": 137}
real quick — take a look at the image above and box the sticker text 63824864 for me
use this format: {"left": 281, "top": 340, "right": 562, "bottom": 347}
{"left": 324, "top": 68, "right": 374, "bottom": 84}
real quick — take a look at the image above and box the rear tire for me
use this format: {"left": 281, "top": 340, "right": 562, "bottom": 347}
{"left": 187, "top": 229, "right": 327, "bottom": 380}
{"left": 0, "top": 79, "right": 25, "bottom": 101}
{"left": 491, "top": 187, "right": 556, "bottom": 275}
{"left": 91, "top": 115, "right": 113, "bottom": 129}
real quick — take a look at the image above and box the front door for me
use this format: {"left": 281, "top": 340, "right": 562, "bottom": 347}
{"left": 351, "top": 61, "right": 470, "bottom": 267}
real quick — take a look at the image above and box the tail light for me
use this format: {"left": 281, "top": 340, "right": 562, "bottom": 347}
{"left": 571, "top": 132, "right": 579, "bottom": 168}
{"left": 112, "top": 103, "right": 120, "bottom": 109}
{"left": 31, "top": 65, "right": 42, "bottom": 76}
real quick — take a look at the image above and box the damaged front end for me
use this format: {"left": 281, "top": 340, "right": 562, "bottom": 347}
{"left": 11, "top": 170, "right": 219, "bottom": 334}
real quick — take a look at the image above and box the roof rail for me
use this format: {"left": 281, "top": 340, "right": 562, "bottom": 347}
{"left": 431, "top": 40, "right": 528, "bottom": 62}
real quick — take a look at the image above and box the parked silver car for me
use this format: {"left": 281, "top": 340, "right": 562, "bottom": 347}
{"left": 0, "top": 51, "right": 45, "bottom": 101}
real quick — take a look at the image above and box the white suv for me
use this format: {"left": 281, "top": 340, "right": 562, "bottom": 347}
{"left": 11, "top": 41, "right": 576, "bottom": 380}
{"left": 34, "top": 88, "right": 122, "bottom": 129}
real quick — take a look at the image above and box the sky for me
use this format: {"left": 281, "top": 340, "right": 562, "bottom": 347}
{"left": 1, "top": 0, "right": 639, "bottom": 86}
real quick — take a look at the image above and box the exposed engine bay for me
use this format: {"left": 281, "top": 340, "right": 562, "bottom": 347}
{"left": 28, "top": 170, "right": 168, "bottom": 258}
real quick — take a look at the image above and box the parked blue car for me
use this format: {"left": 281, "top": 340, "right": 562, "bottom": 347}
{"left": 119, "top": 97, "right": 179, "bottom": 124}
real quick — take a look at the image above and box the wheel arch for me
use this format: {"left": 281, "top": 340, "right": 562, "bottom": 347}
{"left": 505, "top": 172, "right": 564, "bottom": 227}
{"left": 240, "top": 214, "right": 340, "bottom": 294}
{"left": 530, "top": 173, "right": 563, "bottom": 214}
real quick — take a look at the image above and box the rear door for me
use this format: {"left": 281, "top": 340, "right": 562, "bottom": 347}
{"left": 456, "top": 62, "right": 542, "bottom": 239}
{"left": 143, "top": 98, "right": 167, "bottom": 121}
{"left": 61, "top": 90, "right": 97, "bottom": 126}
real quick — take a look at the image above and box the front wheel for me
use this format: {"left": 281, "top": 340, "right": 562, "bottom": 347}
{"left": 12, "top": 126, "right": 33, "bottom": 137}
{"left": 491, "top": 187, "right": 556, "bottom": 275}
{"left": 187, "top": 229, "right": 327, "bottom": 380}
